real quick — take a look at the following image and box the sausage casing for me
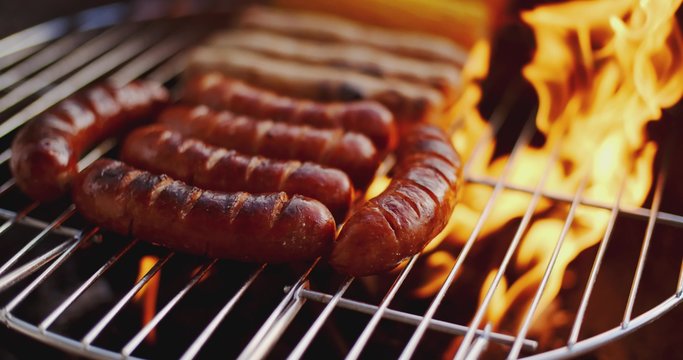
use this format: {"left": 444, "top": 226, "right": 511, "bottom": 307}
{"left": 187, "top": 46, "right": 445, "bottom": 123}
{"left": 182, "top": 72, "right": 397, "bottom": 151}
{"left": 329, "top": 124, "right": 462, "bottom": 276}
{"left": 72, "top": 159, "right": 336, "bottom": 262}
{"left": 121, "top": 125, "right": 353, "bottom": 221}
{"left": 10, "top": 80, "right": 169, "bottom": 201}
{"left": 239, "top": 6, "right": 465, "bottom": 64}
{"left": 158, "top": 105, "right": 380, "bottom": 188}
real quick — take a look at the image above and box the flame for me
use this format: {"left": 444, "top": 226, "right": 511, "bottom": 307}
{"left": 134, "top": 256, "right": 161, "bottom": 343}
{"left": 417, "top": 0, "right": 683, "bottom": 340}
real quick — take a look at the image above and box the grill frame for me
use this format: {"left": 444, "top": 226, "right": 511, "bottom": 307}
{"left": 0, "top": 3, "right": 681, "bottom": 359}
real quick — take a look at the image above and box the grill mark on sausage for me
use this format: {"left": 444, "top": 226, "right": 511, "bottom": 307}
{"left": 227, "top": 192, "right": 249, "bottom": 224}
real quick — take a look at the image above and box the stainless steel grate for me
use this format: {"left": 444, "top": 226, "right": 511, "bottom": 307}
{"left": 0, "top": 3, "right": 681, "bottom": 360}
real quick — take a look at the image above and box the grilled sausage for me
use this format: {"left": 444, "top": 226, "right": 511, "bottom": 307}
{"left": 72, "top": 159, "right": 336, "bottom": 262}
{"left": 329, "top": 124, "right": 462, "bottom": 276}
{"left": 187, "top": 46, "right": 445, "bottom": 123}
{"left": 182, "top": 72, "right": 397, "bottom": 151}
{"left": 205, "top": 29, "right": 461, "bottom": 96}
{"left": 239, "top": 6, "right": 466, "bottom": 64}
{"left": 158, "top": 105, "right": 380, "bottom": 188}
{"left": 10, "top": 81, "right": 169, "bottom": 201}
{"left": 121, "top": 125, "right": 353, "bottom": 221}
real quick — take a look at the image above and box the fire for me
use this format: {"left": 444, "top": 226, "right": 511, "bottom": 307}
{"left": 134, "top": 255, "right": 161, "bottom": 343}
{"left": 418, "top": 0, "right": 683, "bottom": 343}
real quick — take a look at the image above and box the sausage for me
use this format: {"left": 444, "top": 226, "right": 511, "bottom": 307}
{"left": 10, "top": 80, "right": 169, "bottom": 201}
{"left": 182, "top": 72, "right": 397, "bottom": 151}
{"left": 205, "top": 29, "right": 462, "bottom": 97}
{"left": 239, "top": 6, "right": 465, "bottom": 64}
{"left": 329, "top": 124, "right": 462, "bottom": 276}
{"left": 72, "top": 159, "right": 336, "bottom": 263}
{"left": 187, "top": 46, "right": 445, "bottom": 123}
{"left": 121, "top": 124, "right": 353, "bottom": 221}
{"left": 158, "top": 105, "right": 380, "bottom": 189}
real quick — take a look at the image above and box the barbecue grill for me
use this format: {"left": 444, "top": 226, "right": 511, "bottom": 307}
{"left": 0, "top": 2, "right": 681, "bottom": 359}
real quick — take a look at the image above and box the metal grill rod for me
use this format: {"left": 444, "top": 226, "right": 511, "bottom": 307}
{"left": 467, "top": 174, "right": 683, "bottom": 228}
{"left": 38, "top": 239, "right": 139, "bottom": 331}
{"left": 181, "top": 263, "right": 267, "bottom": 360}
{"left": 2, "top": 227, "right": 98, "bottom": 314}
{"left": 81, "top": 252, "right": 173, "bottom": 346}
{"left": 288, "top": 276, "right": 354, "bottom": 359}
{"left": 0, "top": 206, "right": 76, "bottom": 277}
{"left": 291, "top": 287, "right": 537, "bottom": 350}
{"left": 0, "top": 237, "right": 77, "bottom": 292}
{"left": 464, "top": 324, "right": 492, "bottom": 360}
{"left": 622, "top": 140, "right": 670, "bottom": 328}
{"left": 567, "top": 175, "right": 628, "bottom": 347}
{"left": 398, "top": 114, "right": 538, "bottom": 360}
{"left": 237, "top": 259, "right": 319, "bottom": 360}
{"left": 344, "top": 255, "right": 419, "bottom": 360}
{"left": 0, "top": 2, "right": 128, "bottom": 59}
{"left": 506, "top": 166, "right": 592, "bottom": 358}
{"left": 0, "top": 25, "right": 138, "bottom": 115}
{"left": 122, "top": 258, "right": 217, "bottom": 357}
{"left": 0, "top": 32, "right": 93, "bottom": 92}
{"left": 0, "top": 22, "right": 167, "bottom": 139}
{"left": 454, "top": 125, "right": 565, "bottom": 360}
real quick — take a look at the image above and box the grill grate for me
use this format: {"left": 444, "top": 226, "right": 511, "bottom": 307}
{"left": 0, "top": 3, "right": 681, "bottom": 360}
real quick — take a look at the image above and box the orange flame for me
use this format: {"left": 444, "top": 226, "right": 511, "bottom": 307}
{"left": 134, "top": 256, "right": 161, "bottom": 343}
{"left": 418, "top": 0, "right": 683, "bottom": 339}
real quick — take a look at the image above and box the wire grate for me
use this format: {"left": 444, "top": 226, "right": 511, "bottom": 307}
{"left": 0, "top": 3, "right": 681, "bottom": 360}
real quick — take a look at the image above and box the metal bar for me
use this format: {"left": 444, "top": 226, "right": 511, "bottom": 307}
{"left": 122, "top": 259, "right": 218, "bottom": 357}
{"left": 454, "top": 130, "right": 565, "bottom": 360}
{"left": 677, "top": 261, "right": 683, "bottom": 298}
{"left": 38, "top": 238, "right": 137, "bottom": 331}
{"left": 507, "top": 168, "right": 591, "bottom": 359}
{"left": 294, "top": 287, "right": 537, "bottom": 350}
{"left": 81, "top": 252, "right": 173, "bottom": 346}
{"left": 345, "top": 256, "right": 420, "bottom": 360}
{"left": 464, "top": 324, "right": 492, "bottom": 360}
{"left": 0, "top": 32, "right": 93, "bottom": 92}
{"left": 288, "top": 277, "right": 354, "bottom": 360}
{"left": 181, "top": 263, "right": 267, "bottom": 360}
{"left": 144, "top": 51, "right": 190, "bottom": 84}
{"left": 0, "top": 202, "right": 39, "bottom": 247}
{"left": 0, "top": 238, "right": 76, "bottom": 292}
{"left": 0, "top": 205, "right": 76, "bottom": 277}
{"left": 237, "top": 259, "right": 320, "bottom": 360}
{"left": 567, "top": 176, "right": 628, "bottom": 347}
{"left": 110, "top": 26, "right": 204, "bottom": 85}
{"left": 466, "top": 174, "right": 683, "bottom": 228}
{"left": 460, "top": 80, "right": 522, "bottom": 175}
{"left": 622, "top": 146, "right": 669, "bottom": 328}
{"left": 0, "top": 17, "right": 71, "bottom": 59}
{"left": 0, "top": 208, "right": 80, "bottom": 238}
{"left": 0, "top": 25, "right": 137, "bottom": 115}
{"left": 524, "top": 294, "right": 683, "bottom": 360}
{"left": 398, "top": 114, "right": 538, "bottom": 360}
{"left": 0, "top": 23, "right": 168, "bottom": 140}
{"left": 1, "top": 228, "right": 97, "bottom": 313}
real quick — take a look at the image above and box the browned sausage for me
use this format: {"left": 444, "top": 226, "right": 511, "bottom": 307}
{"left": 10, "top": 80, "right": 169, "bottom": 201}
{"left": 204, "top": 30, "right": 462, "bottom": 98}
{"left": 187, "top": 47, "right": 445, "bottom": 123}
{"left": 182, "top": 72, "right": 397, "bottom": 151}
{"left": 329, "top": 124, "right": 462, "bottom": 276}
{"left": 239, "top": 6, "right": 466, "bottom": 64}
{"left": 120, "top": 124, "right": 353, "bottom": 221}
{"left": 72, "top": 159, "right": 336, "bottom": 262}
{"left": 158, "top": 105, "right": 380, "bottom": 189}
